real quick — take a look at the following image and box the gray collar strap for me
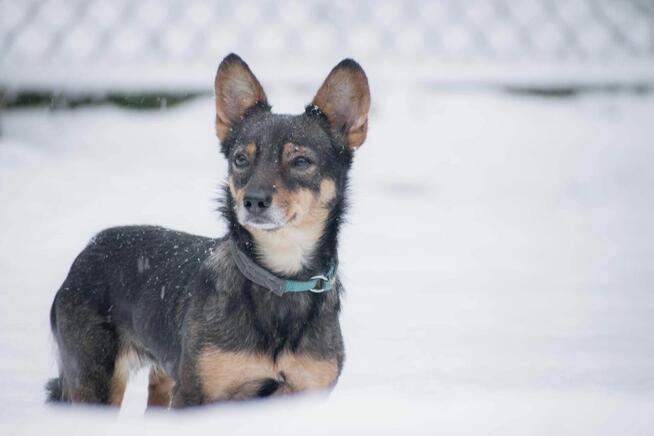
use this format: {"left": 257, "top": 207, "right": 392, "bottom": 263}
{"left": 228, "top": 238, "right": 336, "bottom": 297}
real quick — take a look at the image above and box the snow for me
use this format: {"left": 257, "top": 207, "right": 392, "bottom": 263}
{"left": 1, "top": 87, "right": 654, "bottom": 433}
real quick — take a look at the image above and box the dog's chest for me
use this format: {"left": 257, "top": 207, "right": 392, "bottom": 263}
{"left": 197, "top": 347, "right": 338, "bottom": 401}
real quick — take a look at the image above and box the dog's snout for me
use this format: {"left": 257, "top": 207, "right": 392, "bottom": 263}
{"left": 243, "top": 189, "right": 272, "bottom": 214}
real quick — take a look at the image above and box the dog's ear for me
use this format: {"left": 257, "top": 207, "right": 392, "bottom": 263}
{"left": 214, "top": 54, "right": 268, "bottom": 141}
{"left": 311, "top": 59, "right": 370, "bottom": 151}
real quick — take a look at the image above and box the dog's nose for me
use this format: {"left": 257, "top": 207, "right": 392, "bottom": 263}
{"left": 243, "top": 189, "right": 272, "bottom": 214}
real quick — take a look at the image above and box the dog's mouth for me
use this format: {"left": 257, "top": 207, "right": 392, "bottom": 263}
{"left": 239, "top": 208, "right": 295, "bottom": 232}
{"left": 243, "top": 216, "right": 283, "bottom": 231}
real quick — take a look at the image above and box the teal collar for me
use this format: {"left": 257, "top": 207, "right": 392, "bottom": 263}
{"left": 229, "top": 238, "right": 337, "bottom": 297}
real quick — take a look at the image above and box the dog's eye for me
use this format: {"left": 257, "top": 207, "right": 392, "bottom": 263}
{"left": 233, "top": 153, "right": 249, "bottom": 168}
{"left": 291, "top": 156, "right": 312, "bottom": 169}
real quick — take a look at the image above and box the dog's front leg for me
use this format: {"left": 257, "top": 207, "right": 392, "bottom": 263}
{"left": 171, "top": 385, "right": 203, "bottom": 408}
{"left": 170, "top": 356, "right": 204, "bottom": 408}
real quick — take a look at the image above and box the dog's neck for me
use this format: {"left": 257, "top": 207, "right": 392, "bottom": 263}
{"left": 247, "top": 225, "right": 323, "bottom": 276}
{"left": 231, "top": 221, "right": 337, "bottom": 281}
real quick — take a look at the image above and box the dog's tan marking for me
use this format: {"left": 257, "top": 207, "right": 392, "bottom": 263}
{"left": 109, "top": 372, "right": 127, "bottom": 406}
{"left": 277, "top": 353, "right": 339, "bottom": 393}
{"left": 198, "top": 347, "right": 338, "bottom": 402}
{"left": 147, "top": 366, "right": 175, "bottom": 408}
{"left": 318, "top": 178, "right": 337, "bottom": 203}
{"left": 282, "top": 143, "right": 318, "bottom": 174}
{"left": 198, "top": 348, "right": 275, "bottom": 401}
{"left": 248, "top": 178, "right": 336, "bottom": 275}
{"left": 245, "top": 142, "right": 257, "bottom": 158}
{"left": 228, "top": 175, "right": 245, "bottom": 207}
{"left": 282, "top": 142, "right": 296, "bottom": 157}
{"left": 109, "top": 346, "right": 140, "bottom": 406}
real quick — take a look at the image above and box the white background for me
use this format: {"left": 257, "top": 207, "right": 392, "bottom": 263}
{"left": 1, "top": 82, "right": 653, "bottom": 433}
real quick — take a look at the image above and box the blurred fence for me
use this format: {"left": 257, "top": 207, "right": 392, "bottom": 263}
{"left": 1, "top": 0, "right": 654, "bottom": 95}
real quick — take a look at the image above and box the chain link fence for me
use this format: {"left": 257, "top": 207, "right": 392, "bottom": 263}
{"left": 1, "top": 0, "right": 654, "bottom": 95}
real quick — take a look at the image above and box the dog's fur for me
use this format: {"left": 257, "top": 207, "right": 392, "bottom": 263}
{"left": 45, "top": 54, "right": 370, "bottom": 407}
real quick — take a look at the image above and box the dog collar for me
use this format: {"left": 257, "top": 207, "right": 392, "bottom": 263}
{"left": 228, "top": 238, "right": 337, "bottom": 297}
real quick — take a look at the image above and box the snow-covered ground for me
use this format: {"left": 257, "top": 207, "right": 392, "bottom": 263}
{"left": 1, "top": 87, "right": 654, "bottom": 434}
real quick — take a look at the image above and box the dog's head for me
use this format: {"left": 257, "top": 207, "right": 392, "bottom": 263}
{"left": 215, "top": 54, "right": 369, "bottom": 247}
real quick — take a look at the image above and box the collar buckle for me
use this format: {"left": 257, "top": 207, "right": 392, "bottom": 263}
{"left": 309, "top": 274, "right": 331, "bottom": 293}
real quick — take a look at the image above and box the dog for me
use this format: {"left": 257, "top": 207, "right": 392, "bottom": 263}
{"left": 45, "top": 54, "right": 370, "bottom": 407}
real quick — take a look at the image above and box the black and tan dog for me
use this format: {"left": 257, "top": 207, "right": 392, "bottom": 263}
{"left": 45, "top": 54, "right": 370, "bottom": 407}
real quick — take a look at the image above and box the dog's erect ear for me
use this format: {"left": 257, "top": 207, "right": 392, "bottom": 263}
{"left": 311, "top": 59, "right": 370, "bottom": 151}
{"left": 214, "top": 54, "right": 268, "bottom": 141}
